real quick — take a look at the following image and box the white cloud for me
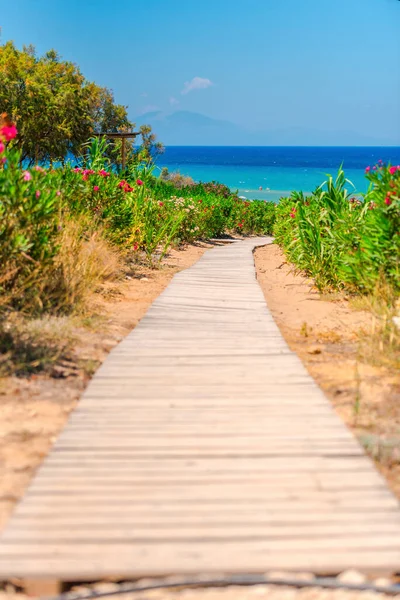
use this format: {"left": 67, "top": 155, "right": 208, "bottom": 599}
{"left": 181, "top": 76, "right": 213, "bottom": 95}
{"left": 169, "top": 96, "right": 179, "bottom": 106}
{"left": 140, "top": 104, "right": 160, "bottom": 115}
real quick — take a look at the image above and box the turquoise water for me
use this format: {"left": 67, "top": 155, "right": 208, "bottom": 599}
{"left": 158, "top": 146, "right": 400, "bottom": 201}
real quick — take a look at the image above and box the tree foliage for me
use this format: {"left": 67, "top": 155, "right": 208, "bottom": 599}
{"left": 0, "top": 42, "right": 163, "bottom": 166}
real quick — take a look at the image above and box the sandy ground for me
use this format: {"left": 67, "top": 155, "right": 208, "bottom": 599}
{"left": 254, "top": 243, "right": 400, "bottom": 498}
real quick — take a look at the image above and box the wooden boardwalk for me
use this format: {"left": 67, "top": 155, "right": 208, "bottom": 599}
{"left": 1, "top": 236, "right": 400, "bottom": 585}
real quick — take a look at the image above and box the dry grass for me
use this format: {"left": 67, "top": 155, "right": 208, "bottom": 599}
{"left": 0, "top": 217, "right": 123, "bottom": 315}
{"left": 0, "top": 217, "right": 123, "bottom": 376}
{"left": 45, "top": 218, "right": 122, "bottom": 312}
{"left": 352, "top": 285, "right": 400, "bottom": 371}
{"left": 0, "top": 313, "right": 75, "bottom": 376}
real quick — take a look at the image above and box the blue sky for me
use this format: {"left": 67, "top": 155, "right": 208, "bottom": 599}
{"left": 2, "top": 0, "right": 400, "bottom": 145}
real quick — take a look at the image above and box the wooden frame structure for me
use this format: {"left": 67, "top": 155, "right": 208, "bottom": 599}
{"left": 93, "top": 131, "right": 141, "bottom": 170}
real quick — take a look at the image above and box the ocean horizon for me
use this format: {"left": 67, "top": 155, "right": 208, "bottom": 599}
{"left": 157, "top": 146, "right": 400, "bottom": 201}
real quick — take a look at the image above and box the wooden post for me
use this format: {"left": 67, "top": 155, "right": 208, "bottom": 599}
{"left": 92, "top": 131, "right": 140, "bottom": 172}
{"left": 121, "top": 137, "right": 126, "bottom": 171}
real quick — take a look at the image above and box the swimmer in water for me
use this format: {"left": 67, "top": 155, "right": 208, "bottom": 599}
{"left": 259, "top": 186, "right": 263, "bottom": 191}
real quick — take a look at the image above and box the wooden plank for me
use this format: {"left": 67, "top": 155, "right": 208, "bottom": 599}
{"left": 4, "top": 521, "right": 400, "bottom": 542}
{"left": 10, "top": 508, "right": 399, "bottom": 524}
{"left": 0, "top": 544, "right": 400, "bottom": 579}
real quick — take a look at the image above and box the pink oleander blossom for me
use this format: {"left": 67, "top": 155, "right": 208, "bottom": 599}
{"left": 389, "top": 166, "right": 398, "bottom": 175}
{"left": 1, "top": 124, "right": 17, "bottom": 141}
{"left": 56, "top": 190, "right": 61, "bottom": 196}
{"left": 365, "top": 166, "right": 371, "bottom": 173}
{"left": 136, "top": 179, "right": 144, "bottom": 186}
{"left": 23, "top": 171, "right": 32, "bottom": 181}
{"left": 93, "top": 185, "right": 99, "bottom": 192}
{"left": 0, "top": 142, "right": 4, "bottom": 154}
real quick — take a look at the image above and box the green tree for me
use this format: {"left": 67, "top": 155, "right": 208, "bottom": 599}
{"left": 0, "top": 42, "right": 163, "bottom": 167}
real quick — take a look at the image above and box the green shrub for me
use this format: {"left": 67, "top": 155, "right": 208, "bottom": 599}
{"left": 0, "top": 125, "right": 276, "bottom": 315}
{"left": 0, "top": 148, "right": 61, "bottom": 309}
{"left": 274, "top": 164, "right": 400, "bottom": 294}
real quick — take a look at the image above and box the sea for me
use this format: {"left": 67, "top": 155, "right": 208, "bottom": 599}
{"left": 157, "top": 146, "right": 400, "bottom": 202}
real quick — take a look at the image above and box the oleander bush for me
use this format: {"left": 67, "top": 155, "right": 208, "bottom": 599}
{"left": 0, "top": 119, "right": 276, "bottom": 314}
{"left": 273, "top": 163, "right": 400, "bottom": 294}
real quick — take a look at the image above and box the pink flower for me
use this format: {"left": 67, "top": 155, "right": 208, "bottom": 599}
{"left": 389, "top": 166, "right": 397, "bottom": 175}
{"left": 56, "top": 190, "right": 61, "bottom": 196}
{"left": 385, "top": 196, "right": 392, "bottom": 206}
{"left": 1, "top": 156, "right": 7, "bottom": 164}
{"left": 34, "top": 166, "right": 45, "bottom": 172}
{"left": 82, "top": 169, "right": 95, "bottom": 180}
{"left": 35, "top": 190, "right": 41, "bottom": 198}
{"left": 93, "top": 185, "right": 99, "bottom": 192}
{"left": 0, "top": 142, "right": 4, "bottom": 154}
{"left": 117, "top": 180, "right": 126, "bottom": 189}
{"left": 365, "top": 166, "right": 371, "bottom": 173}
{"left": 73, "top": 167, "right": 82, "bottom": 173}
{"left": 98, "top": 169, "right": 110, "bottom": 177}
{"left": 136, "top": 179, "right": 144, "bottom": 186}
{"left": 133, "top": 242, "right": 139, "bottom": 251}
{"left": 23, "top": 171, "right": 32, "bottom": 181}
{"left": 158, "top": 201, "right": 164, "bottom": 206}
{"left": 1, "top": 124, "right": 17, "bottom": 141}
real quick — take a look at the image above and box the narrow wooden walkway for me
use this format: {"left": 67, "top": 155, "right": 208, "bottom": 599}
{"left": 1, "top": 237, "right": 400, "bottom": 583}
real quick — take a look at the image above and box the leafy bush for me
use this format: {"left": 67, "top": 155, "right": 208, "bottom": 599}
{"left": 0, "top": 123, "right": 276, "bottom": 315}
{"left": 274, "top": 164, "right": 400, "bottom": 294}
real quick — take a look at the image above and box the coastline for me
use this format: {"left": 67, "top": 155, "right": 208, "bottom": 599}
{"left": 156, "top": 145, "right": 400, "bottom": 200}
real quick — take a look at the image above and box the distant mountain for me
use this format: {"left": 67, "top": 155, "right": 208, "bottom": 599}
{"left": 134, "top": 110, "right": 399, "bottom": 146}
{"left": 135, "top": 110, "right": 245, "bottom": 145}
